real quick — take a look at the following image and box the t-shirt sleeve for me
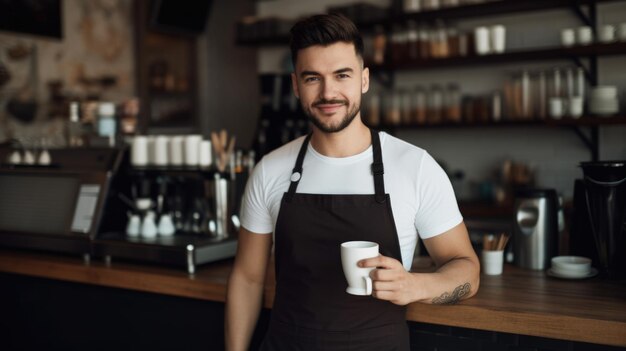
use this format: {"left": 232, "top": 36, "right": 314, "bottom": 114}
{"left": 239, "top": 160, "right": 273, "bottom": 234}
{"left": 414, "top": 152, "right": 463, "bottom": 239}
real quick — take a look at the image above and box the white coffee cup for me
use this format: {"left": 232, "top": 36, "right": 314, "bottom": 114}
{"left": 131, "top": 136, "right": 149, "bottom": 166}
{"left": 598, "top": 24, "right": 615, "bottom": 43}
{"left": 549, "top": 97, "right": 564, "bottom": 119}
{"left": 199, "top": 140, "right": 213, "bottom": 167}
{"left": 618, "top": 22, "right": 626, "bottom": 41}
{"left": 341, "top": 241, "right": 379, "bottom": 296}
{"left": 169, "top": 136, "right": 184, "bottom": 166}
{"left": 154, "top": 136, "right": 170, "bottom": 166}
{"left": 569, "top": 96, "right": 584, "bottom": 118}
{"left": 474, "top": 26, "right": 491, "bottom": 55}
{"left": 577, "top": 26, "right": 593, "bottom": 45}
{"left": 561, "top": 28, "right": 575, "bottom": 47}
{"left": 184, "top": 134, "right": 202, "bottom": 166}
{"left": 147, "top": 136, "right": 156, "bottom": 165}
{"left": 482, "top": 250, "right": 504, "bottom": 275}
{"left": 490, "top": 25, "right": 506, "bottom": 53}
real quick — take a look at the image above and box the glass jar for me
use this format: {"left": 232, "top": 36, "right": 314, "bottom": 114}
{"left": 373, "top": 26, "right": 387, "bottom": 65}
{"left": 366, "top": 92, "right": 381, "bottom": 126}
{"left": 403, "top": 0, "right": 422, "bottom": 13}
{"left": 444, "top": 83, "right": 462, "bottom": 123}
{"left": 407, "top": 21, "right": 419, "bottom": 61}
{"left": 427, "top": 85, "right": 443, "bottom": 124}
{"left": 385, "top": 90, "right": 402, "bottom": 126}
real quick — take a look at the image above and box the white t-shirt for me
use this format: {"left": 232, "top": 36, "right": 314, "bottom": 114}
{"left": 240, "top": 131, "right": 463, "bottom": 270}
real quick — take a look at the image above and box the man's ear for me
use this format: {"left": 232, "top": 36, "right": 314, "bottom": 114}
{"left": 361, "top": 67, "right": 370, "bottom": 94}
{"left": 291, "top": 72, "right": 300, "bottom": 99}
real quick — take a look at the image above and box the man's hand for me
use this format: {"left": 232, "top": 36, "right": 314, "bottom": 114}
{"left": 359, "top": 255, "right": 419, "bottom": 306}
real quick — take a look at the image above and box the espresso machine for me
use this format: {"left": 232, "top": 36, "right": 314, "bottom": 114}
{"left": 571, "top": 161, "right": 626, "bottom": 279}
{"left": 92, "top": 159, "right": 243, "bottom": 274}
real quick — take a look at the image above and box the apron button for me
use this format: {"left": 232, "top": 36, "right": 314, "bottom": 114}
{"left": 290, "top": 172, "right": 301, "bottom": 182}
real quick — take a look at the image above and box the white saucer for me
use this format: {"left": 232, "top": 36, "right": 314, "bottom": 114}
{"left": 547, "top": 267, "right": 598, "bottom": 280}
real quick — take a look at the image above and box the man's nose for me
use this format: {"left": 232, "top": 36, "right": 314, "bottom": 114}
{"left": 320, "top": 80, "right": 338, "bottom": 101}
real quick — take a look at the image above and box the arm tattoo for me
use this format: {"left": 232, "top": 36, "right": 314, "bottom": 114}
{"left": 431, "top": 283, "right": 471, "bottom": 305}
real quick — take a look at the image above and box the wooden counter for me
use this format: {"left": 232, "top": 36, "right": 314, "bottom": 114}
{"left": 1, "top": 249, "right": 625, "bottom": 347}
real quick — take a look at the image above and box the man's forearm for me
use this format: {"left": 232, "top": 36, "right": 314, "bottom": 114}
{"left": 412, "top": 257, "right": 480, "bottom": 305}
{"left": 225, "top": 274, "right": 265, "bottom": 351}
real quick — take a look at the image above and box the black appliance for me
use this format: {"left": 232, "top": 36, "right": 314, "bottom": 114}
{"left": 571, "top": 161, "right": 626, "bottom": 279}
{"left": 0, "top": 148, "right": 123, "bottom": 258}
{"left": 92, "top": 161, "right": 239, "bottom": 274}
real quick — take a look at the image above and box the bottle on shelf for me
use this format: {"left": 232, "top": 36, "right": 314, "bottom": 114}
{"left": 66, "top": 101, "right": 84, "bottom": 147}
{"left": 97, "top": 102, "right": 118, "bottom": 147}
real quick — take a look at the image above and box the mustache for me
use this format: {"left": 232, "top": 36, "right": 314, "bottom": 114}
{"left": 313, "top": 99, "right": 348, "bottom": 107}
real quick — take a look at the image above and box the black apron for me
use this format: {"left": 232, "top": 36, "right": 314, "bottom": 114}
{"left": 260, "top": 129, "right": 409, "bottom": 351}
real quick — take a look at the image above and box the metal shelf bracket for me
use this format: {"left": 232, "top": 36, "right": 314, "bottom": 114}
{"left": 571, "top": 125, "right": 599, "bottom": 161}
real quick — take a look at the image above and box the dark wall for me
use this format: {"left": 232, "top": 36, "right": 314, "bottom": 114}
{"left": 198, "top": 0, "right": 260, "bottom": 149}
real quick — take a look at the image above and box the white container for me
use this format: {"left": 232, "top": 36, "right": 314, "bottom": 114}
{"left": 131, "top": 136, "right": 149, "bottom": 166}
{"left": 158, "top": 214, "right": 176, "bottom": 236}
{"left": 126, "top": 214, "right": 141, "bottom": 237}
{"left": 549, "top": 97, "right": 564, "bottom": 119}
{"left": 618, "top": 22, "right": 626, "bottom": 41}
{"left": 490, "top": 25, "right": 506, "bottom": 53}
{"left": 551, "top": 256, "right": 592, "bottom": 274}
{"left": 474, "top": 26, "right": 491, "bottom": 55}
{"left": 184, "top": 134, "right": 202, "bottom": 166}
{"left": 153, "top": 136, "right": 169, "bottom": 166}
{"left": 568, "top": 96, "right": 584, "bottom": 118}
{"left": 590, "top": 85, "right": 618, "bottom": 100}
{"left": 141, "top": 211, "right": 158, "bottom": 238}
{"left": 561, "top": 28, "right": 576, "bottom": 47}
{"left": 598, "top": 24, "right": 615, "bottom": 43}
{"left": 199, "top": 140, "right": 213, "bottom": 167}
{"left": 577, "top": 26, "right": 593, "bottom": 45}
{"left": 482, "top": 250, "right": 504, "bottom": 276}
{"left": 169, "top": 136, "right": 185, "bottom": 166}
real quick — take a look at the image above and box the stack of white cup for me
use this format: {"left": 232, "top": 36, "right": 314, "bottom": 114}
{"left": 130, "top": 134, "right": 213, "bottom": 168}
{"left": 589, "top": 86, "right": 620, "bottom": 116}
{"left": 474, "top": 25, "right": 506, "bottom": 55}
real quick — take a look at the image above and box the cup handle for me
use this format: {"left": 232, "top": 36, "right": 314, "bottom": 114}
{"left": 364, "top": 276, "right": 372, "bottom": 295}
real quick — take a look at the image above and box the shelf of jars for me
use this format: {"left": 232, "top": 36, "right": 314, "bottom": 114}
{"left": 370, "top": 42, "right": 626, "bottom": 71}
{"left": 235, "top": 0, "right": 626, "bottom": 47}
{"left": 359, "top": 0, "right": 624, "bottom": 30}
{"left": 375, "top": 115, "right": 626, "bottom": 130}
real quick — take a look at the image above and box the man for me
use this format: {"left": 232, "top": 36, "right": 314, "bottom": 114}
{"left": 225, "top": 14, "right": 479, "bottom": 351}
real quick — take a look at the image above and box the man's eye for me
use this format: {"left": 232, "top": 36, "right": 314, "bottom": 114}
{"left": 304, "top": 77, "right": 319, "bottom": 83}
{"left": 337, "top": 74, "right": 350, "bottom": 79}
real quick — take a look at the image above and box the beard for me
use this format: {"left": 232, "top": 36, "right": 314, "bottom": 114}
{"left": 303, "top": 98, "right": 361, "bottom": 133}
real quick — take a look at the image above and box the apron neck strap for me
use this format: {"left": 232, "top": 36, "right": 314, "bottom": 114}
{"left": 286, "top": 130, "right": 386, "bottom": 202}
{"left": 370, "top": 129, "right": 386, "bottom": 203}
{"left": 286, "top": 133, "right": 312, "bottom": 202}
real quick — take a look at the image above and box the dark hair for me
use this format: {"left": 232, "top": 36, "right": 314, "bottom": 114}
{"left": 289, "top": 13, "right": 364, "bottom": 67}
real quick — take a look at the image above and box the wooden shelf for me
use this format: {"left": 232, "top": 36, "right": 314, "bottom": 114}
{"left": 236, "top": 0, "right": 626, "bottom": 46}
{"left": 359, "top": 0, "right": 624, "bottom": 29}
{"left": 372, "top": 42, "right": 626, "bottom": 71}
{"left": 378, "top": 116, "right": 626, "bottom": 130}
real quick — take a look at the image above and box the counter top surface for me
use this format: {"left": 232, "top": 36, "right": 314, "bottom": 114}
{"left": 1, "top": 249, "right": 625, "bottom": 347}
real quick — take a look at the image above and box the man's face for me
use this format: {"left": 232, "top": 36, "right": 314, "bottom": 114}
{"left": 292, "top": 42, "right": 369, "bottom": 134}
